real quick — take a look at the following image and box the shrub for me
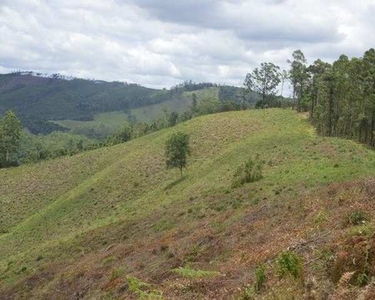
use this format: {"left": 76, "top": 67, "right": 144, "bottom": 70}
{"left": 240, "top": 286, "right": 256, "bottom": 300}
{"left": 347, "top": 210, "right": 368, "bottom": 226}
{"left": 348, "top": 223, "right": 375, "bottom": 237}
{"left": 254, "top": 264, "right": 267, "bottom": 292}
{"left": 276, "top": 251, "right": 303, "bottom": 279}
{"left": 126, "top": 276, "right": 163, "bottom": 299}
{"left": 232, "top": 155, "right": 263, "bottom": 188}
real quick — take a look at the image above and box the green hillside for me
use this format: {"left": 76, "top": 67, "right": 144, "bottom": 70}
{"left": 1, "top": 109, "right": 375, "bottom": 299}
{"left": 53, "top": 87, "right": 220, "bottom": 136}
{"left": 0, "top": 73, "right": 258, "bottom": 136}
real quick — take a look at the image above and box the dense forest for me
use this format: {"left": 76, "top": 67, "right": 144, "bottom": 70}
{"left": 305, "top": 49, "right": 375, "bottom": 146}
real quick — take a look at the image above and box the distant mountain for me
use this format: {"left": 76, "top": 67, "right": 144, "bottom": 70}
{"left": 0, "top": 72, "right": 259, "bottom": 134}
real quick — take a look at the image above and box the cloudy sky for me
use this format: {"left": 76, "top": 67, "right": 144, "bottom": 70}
{"left": 1, "top": 0, "right": 375, "bottom": 88}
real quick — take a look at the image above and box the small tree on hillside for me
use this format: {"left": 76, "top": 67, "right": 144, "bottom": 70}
{"left": 110, "top": 124, "right": 132, "bottom": 145}
{"left": 0, "top": 110, "right": 22, "bottom": 167}
{"left": 165, "top": 132, "right": 190, "bottom": 177}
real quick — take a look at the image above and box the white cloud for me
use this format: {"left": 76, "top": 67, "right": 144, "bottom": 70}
{"left": 1, "top": 0, "right": 375, "bottom": 88}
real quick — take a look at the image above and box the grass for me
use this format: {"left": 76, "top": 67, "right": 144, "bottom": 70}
{"left": 130, "top": 87, "right": 219, "bottom": 123}
{"left": 53, "top": 87, "right": 219, "bottom": 137}
{"left": 2, "top": 109, "right": 375, "bottom": 298}
{"left": 53, "top": 111, "right": 130, "bottom": 138}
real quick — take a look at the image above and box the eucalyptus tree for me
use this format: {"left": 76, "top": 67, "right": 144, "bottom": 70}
{"left": 0, "top": 110, "right": 22, "bottom": 167}
{"left": 288, "top": 50, "right": 309, "bottom": 111}
{"left": 244, "top": 62, "right": 281, "bottom": 104}
{"left": 307, "top": 59, "right": 331, "bottom": 120}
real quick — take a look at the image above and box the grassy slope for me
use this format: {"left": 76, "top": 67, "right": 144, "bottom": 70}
{"left": 1, "top": 109, "right": 375, "bottom": 299}
{"left": 54, "top": 111, "right": 131, "bottom": 137}
{"left": 130, "top": 88, "right": 218, "bottom": 123}
{"left": 53, "top": 88, "right": 218, "bottom": 133}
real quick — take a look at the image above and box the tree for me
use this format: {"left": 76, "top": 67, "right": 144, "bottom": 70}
{"left": 165, "top": 132, "right": 190, "bottom": 177}
{"left": 0, "top": 110, "right": 22, "bottom": 167}
{"left": 191, "top": 93, "right": 198, "bottom": 114}
{"left": 306, "top": 59, "right": 331, "bottom": 120}
{"left": 167, "top": 111, "right": 179, "bottom": 127}
{"left": 110, "top": 124, "right": 132, "bottom": 145}
{"left": 196, "top": 97, "right": 219, "bottom": 115}
{"left": 288, "top": 50, "right": 309, "bottom": 111}
{"left": 298, "top": 48, "right": 375, "bottom": 147}
{"left": 244, "top": 62, "right": 281, "bottom": 104}
{"left": 362, "top": 49, "right": 375, "bottom": 146}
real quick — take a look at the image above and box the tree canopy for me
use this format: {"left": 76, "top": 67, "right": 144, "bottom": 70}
{"left": 165, "top": 132, "right": 191, "bottom": 177}
{"left": 244, "top": 62, "right": 281, "bottom": 104}
{"left": 0, "top": 110, "right": 22, "bottom": 167}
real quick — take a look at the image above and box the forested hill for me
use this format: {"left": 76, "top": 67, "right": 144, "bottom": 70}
{"left": 0, "top": 72, "right": 166, "bottom": 133}
{"left": 0, "top": 72, "right": 258, "bottom": 134}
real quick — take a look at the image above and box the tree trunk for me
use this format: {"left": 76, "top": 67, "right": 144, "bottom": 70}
{"left": 328, "top": 83, "right": 334, "bottom": 136}
{"left": 298, "top": 82, "right": 303, "bottom": 112}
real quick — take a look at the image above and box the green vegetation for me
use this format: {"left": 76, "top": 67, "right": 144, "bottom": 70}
{"left": 347, "top": 210, "right": 368, "bottom": 226}
{"left": 256, "top": 48, "right": 375, "bottom": 148}
{"left": 0, "top": 73, "right": 261, "bottom": 136}
{"left": 165, "top": 132, "right": 190, "bottom": 177}
{"left": 54, "top": 111, "right": 131, "bottom": 139}
{"left": 244, "top": 62, "right": 281, "bottom": 103}
{"left": 0, "top": 111, "right": 22, "bottom": 167}
{"left": 0, "top": 111, "right": 97, "bottom": 168}
{"left": 0, "top": 73, "right": 165, "bottom": 132}
{"left": 2, "top": 109, "right": 375, "bottom": 298}
{"left": 127, "top": 276, "right": 163, "bottom": 299}
{"left": 240, "top": 287, "right": 256, "bottom": 300}
{"left": 276, "top": 251, "right": 303, "bottom": 280}
{"left": 232, "top": 155, "right": 263, "bottom": 187}
{"left": 254, "top": 264, "right": 267, "bottom": 292}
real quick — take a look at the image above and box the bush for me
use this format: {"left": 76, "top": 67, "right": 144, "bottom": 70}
{"left": 347, "top": 210, "right": 368, "bottom": 226}
{"left": 126, "top": 276, "right": 163, "bottom": 299}
{"left": 254, "top": 264, "right": 267, "bottom": 292}
{"left": 232, "top": 155, "right": 263, "bottom": 188}
{"left": 240, "top": 286, "right": 256, "bottom": 300}
{"left": 276, "top": 251, "right": 303, "bottom": 280}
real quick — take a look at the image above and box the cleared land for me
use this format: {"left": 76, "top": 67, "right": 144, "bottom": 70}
{"left": 53, "top": 88, "right": 219, "bottom": 136}
{"left": 1, "top": 109, "right": 375, "bottom": 299}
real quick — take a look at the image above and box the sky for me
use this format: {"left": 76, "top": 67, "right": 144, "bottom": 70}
{"left": 1, "top": 0, "right": 375, "bottom": 89}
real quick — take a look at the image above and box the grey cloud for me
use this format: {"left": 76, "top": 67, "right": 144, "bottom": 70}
{"left": 133, "top": 0, "right": 343, "bottom": 44}
{"left": 0, "top": 0, "right": 374, "bottom": 88}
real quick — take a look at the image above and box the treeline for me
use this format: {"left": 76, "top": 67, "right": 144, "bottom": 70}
{"left": 0, "top": 73, "right": 260, "bottom": 135}
{"left": 107, "top": 94, "right": 249, "bottom": 146}
{"left": 0, "top": 111, "right": 96, "bottom": 168}
{"left": 0, "top": 95, "right": 248, "bottom": 168}
{"left": 301, "top": 49, "right": 375, "bottom": 146}
{"left": 246, "top": 48, "right": 375, "bottom": 147}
